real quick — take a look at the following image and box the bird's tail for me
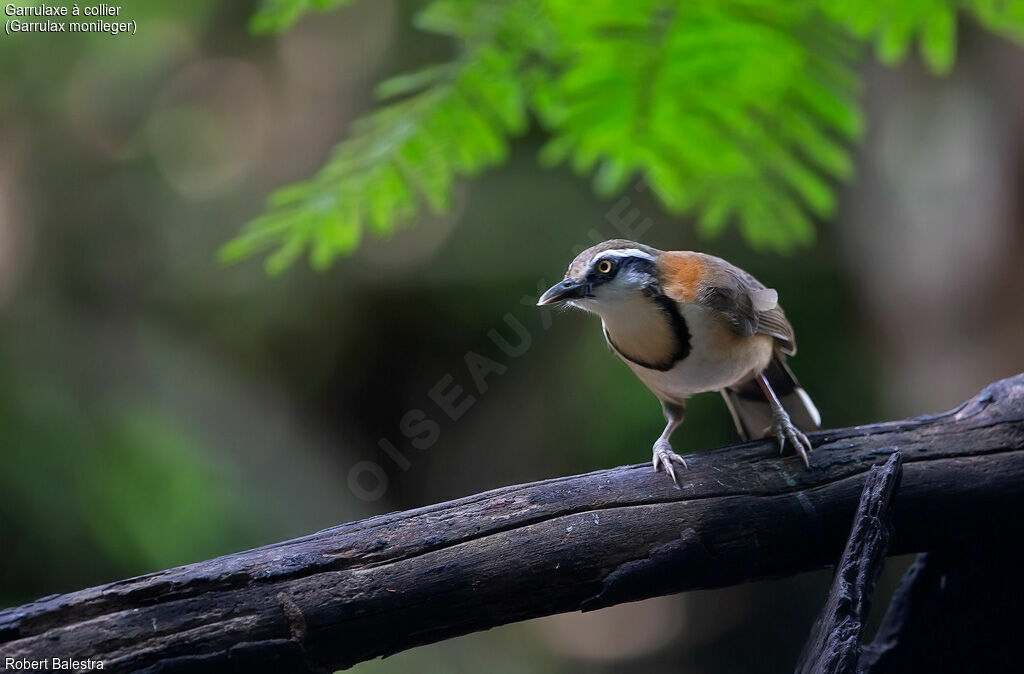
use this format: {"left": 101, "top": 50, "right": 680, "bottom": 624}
{"left": 721, "top": 357, "right": 820, "bottom": 441}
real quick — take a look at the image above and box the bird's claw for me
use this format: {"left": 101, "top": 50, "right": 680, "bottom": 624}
{"left": 767, "top": 410, "right": 813, "bottom": 469}
{"left": 652, "top": 440, "right": 688, "bottom": 488}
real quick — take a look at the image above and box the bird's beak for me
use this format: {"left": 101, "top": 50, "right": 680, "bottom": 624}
{"left": 537, "top": 278, "right": 585, "bottom": 306}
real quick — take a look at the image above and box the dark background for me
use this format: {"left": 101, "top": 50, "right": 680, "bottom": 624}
{"left": 1, "top": 3, "right": 1023, "bottom": 672}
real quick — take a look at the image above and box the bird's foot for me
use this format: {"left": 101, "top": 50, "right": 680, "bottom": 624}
{"left": 767, "top": 409, "right": 813, "bottom": 469}
{"left": 652, "top": 440, "right": 688, "bottom": 488}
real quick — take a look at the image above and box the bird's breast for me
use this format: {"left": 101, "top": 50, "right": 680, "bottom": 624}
{"left": 617, "top": 304, "right": 773, "bottom": 403}
{"left": 599, "top": 294, "right": 688, "bottom": 371}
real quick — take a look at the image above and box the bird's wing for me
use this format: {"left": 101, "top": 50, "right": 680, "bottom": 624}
{"left": 754, "top": 304, "right": 797, "bottom": 355}
{"left": 659, "top": 251, "right": 797, "bottom": 355}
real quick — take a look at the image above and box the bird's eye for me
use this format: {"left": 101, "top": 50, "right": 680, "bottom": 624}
{"left": 597, "top": 260, "right": 613, "bottom": 274}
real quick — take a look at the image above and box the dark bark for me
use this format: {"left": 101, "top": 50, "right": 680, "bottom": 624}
{"left": 859, "top": 550, "right": 1023, "bottom": 673}
{"left": 1, "top": 375, "right": 1023, "bottom": 674}
{"left": 796, "top": 452, "right": 902, "bottom": 674}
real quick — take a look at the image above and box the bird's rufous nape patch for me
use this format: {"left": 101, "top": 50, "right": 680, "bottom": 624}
{"left": 658, "top": 252, "right": 704, "bottom": 302}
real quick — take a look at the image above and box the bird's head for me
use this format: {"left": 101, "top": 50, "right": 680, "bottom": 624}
{"left": 537, "top": 240, "right": 662, "bottom": 313}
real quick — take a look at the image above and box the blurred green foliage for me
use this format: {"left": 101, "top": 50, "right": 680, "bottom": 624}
{"left": 0, "top": 359, "right": 258, "bottom": 591}
{"left": 227, "top": 0, "right": 1024, "bottom": 273}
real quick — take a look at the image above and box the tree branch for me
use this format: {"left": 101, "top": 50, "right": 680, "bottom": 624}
{"left": 796, "top": 451, "right": 902, "bottom": 673}
{"left": 2, "top": 375, "right": 1023, "bottom": 674}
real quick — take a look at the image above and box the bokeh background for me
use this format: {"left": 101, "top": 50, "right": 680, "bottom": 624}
{"left": 2, "top": 2, "right": 1024, "bottom": 673}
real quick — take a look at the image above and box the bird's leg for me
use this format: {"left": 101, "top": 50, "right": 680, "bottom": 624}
{"left": 756, "top": 372, "right": 813, "bottom": 468}
{"left": 652, "top": 400, "right": 687, "bottom": 488}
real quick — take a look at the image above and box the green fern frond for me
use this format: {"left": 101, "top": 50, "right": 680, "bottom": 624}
{"left": 226, "top": 0, "right": 1024, "bottom": 272}
{"left": 537, "top": 0, "right": 861, "bottom": 252}
{"left": 223, "top": 2, "right": 535, "bottom": 273}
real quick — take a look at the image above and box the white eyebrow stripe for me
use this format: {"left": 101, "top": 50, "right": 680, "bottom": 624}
{"left": 598, "top": 248, "right": 655, "bottom": 261}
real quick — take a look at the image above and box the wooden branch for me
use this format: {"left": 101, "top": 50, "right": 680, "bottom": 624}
{"left": 2, "top": 374, "right": 1023, "bottom": 674}
{"left": 796, "top": 451, "right": 902, "bottom": 674}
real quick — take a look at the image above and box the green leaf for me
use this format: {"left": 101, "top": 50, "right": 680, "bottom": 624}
{"left": 375, "top": 65, "right": 451, "bottom": 101}
{"left": 594, "top": 157, "right": 634, "bottom": 197}
{"left": 265, "top": 227, "right": 310, "bottom": 275}
{"left": 922, "top": 7, "right": 956, "bottom": 73}
{"left": 697, "top": 191, "right": 735, "bottom": 237}
{"left": 876, "top": 11, "right": 915, "bottom": 64}
{"left": 249, "top": 0, "right": 359, "bottom": 34}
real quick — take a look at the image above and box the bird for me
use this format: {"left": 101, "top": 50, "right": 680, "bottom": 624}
{"left": 537, "top": 239, "right": 819, "bottom": 486}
